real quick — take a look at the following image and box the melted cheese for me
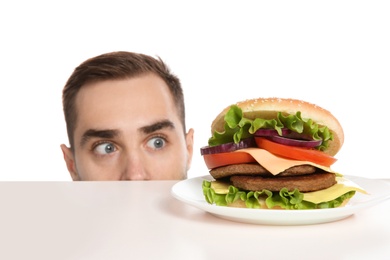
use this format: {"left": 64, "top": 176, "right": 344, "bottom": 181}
{"left": 236, "top": 148, "right": 336, "bottom": 175}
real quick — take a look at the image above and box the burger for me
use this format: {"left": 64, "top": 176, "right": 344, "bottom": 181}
{"left": 201, "top": 97, "right": 367, "bottom": 210}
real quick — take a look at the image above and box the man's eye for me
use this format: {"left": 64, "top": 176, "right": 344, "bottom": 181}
{"left": 146, "top": 137, "right": 166, "bottom": 150}
{"left": 94, "top": 142, "right": 116, "bottom": 155}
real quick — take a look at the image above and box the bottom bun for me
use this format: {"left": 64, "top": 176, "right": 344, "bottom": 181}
{"left": 225, "top": 197, "right": 351, "bottom": 210}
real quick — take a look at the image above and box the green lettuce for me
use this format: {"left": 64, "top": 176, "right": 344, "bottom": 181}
{"left": 202, "top": 180, "right": 356, "bottom": 210}
{"left": 208, "top": 105, "right": 333, "bottom": 151}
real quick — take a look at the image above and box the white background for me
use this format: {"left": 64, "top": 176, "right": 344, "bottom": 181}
{"left": 0, "top": 1, "right": 389, "bottom": 181}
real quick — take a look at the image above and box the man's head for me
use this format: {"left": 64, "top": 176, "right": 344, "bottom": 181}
{"left": 61, "top": 51, "right": 194, "bottom": 180}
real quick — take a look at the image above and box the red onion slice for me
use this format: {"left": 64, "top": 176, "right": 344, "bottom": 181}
{"left": 267, "top": 135, "right": 322, "bottom": 148}
{"left": 200, "top": 138, "right": 257, "bottom": 155}
{"left": 254, "top": 128, "right": 290, "bottom": 137}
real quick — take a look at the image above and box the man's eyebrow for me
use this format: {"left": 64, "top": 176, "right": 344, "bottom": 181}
{"left": 139, "top": 120, "right": 175, "bottom": 134}
{"left": 80, "top": 129, "right": 120, "bottom": 147}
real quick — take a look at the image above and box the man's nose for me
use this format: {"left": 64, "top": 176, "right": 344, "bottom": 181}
{"left": 120, "top": 152, "right": 150, "bottom": 180}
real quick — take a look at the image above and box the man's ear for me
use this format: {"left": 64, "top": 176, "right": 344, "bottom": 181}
{"left": 60, "top": 144, "right": 80, "bottom": 181}
{"left": 185, "top": 128, "right": 195, "bottom": 171}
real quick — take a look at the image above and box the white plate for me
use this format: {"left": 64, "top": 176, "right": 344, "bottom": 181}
{"left": 171, "top": 175, "right": 390, "bottom": 225}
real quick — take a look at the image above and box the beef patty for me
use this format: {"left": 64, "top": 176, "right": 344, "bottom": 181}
{"left": 230, "top": 172, "right": 336, "bottom": 192}
{"left": 210, "top": 163, "right": 317, "bottom": 179}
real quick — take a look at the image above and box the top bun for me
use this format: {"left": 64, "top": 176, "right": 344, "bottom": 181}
{"left": 211, "top": 97, "right": 344, "bottom": 156}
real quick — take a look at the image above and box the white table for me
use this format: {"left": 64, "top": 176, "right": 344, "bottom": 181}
{"left": 0, "top": 180, "right": 389, "bottom": 260}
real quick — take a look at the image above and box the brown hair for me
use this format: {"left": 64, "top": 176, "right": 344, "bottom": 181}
{"left": 62, "top": 51, "right": 185, "bottom": 148}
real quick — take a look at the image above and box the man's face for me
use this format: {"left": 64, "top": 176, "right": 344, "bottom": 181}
{"left": 61, "top": 74, "right": 194, "bottom": 180}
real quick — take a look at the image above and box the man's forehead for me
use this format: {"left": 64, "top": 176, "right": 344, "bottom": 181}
{"left": 73, "top": 76, "right": 182, "bottom": 141}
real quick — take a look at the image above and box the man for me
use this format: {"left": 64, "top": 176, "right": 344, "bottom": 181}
{"left": 61, "top": 51, "right": 194, "bottom": 180}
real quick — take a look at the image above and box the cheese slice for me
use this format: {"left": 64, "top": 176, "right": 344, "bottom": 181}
{"left": 303, "top": 176, "right": 368, "bottom": 204}
{"left": 236, "top": 148, "right": 336, "bottom": 175}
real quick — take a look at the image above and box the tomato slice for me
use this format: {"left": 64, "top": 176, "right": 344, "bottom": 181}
{"left": 255, "top": 137, "right": 337, "bottom": 167}
{"left": 203, "top": 152, "right": 256, "bottom": 169}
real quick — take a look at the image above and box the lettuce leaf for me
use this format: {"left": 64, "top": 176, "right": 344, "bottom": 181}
{"left": 202, "top": 180, "right": 355, "bottom": 210}
{"left": 208, "top": 105, "right": 333, "bottom": 151}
